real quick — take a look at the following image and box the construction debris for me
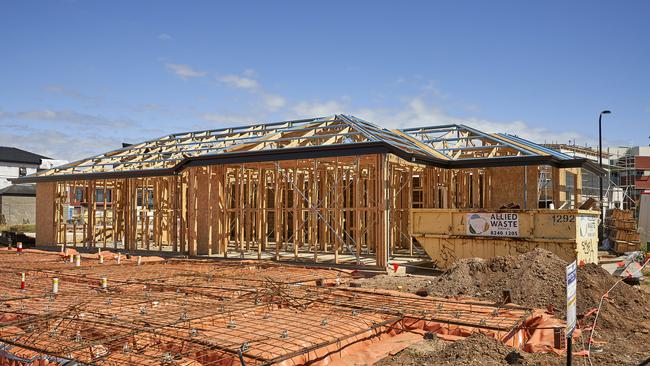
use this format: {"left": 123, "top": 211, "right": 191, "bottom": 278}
{"left": 577, "top": 197, "right": 597, "bottom": 210}
{"left": 600, "top": 251, "right": 646, "bottom": 281}
{"left": 606, "top": 209, "right": 642, "bottom": 253}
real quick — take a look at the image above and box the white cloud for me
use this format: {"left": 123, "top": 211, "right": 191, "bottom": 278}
{"left": 217, "top": 74, "right": 260, "bottom": 90}
{"left": 2, "top": 109, "right": 132, "bottom": 129}
{"left": 421, "top": 81, "right": 448, "bottom": 99}
{"left": 291, "top": 100, "right": 345, "bottom": 118}
{"left": 163, "top": 66, "right": 595, "bottom": 147}
{"left": 353, "top": 97, "right": 591, "bottom": 146}
{"left": 216, "top": 70, "right": 287, "bottom": 111}
{"left": 165, "top": 63, "right": 207, "bottom": 79}
{"left": 263, "top": 94, "right": 286, "bottom": 111}
{"left": 157, "top": 33, "right": 172, "bottom": 41}
{"left": 0, "top": 125, "right": 123, "bottom": 161}
{"left": 42, "top": 85, "right": 101, "bottom": 103}
{"left": 199, "top": 113, "right": 257, "bottom": 124}
{"left": 133, "top": 103, "right": 161, "bottom": 111}
{"left": 198, "top": 93, "right": 584, "bottom": 147}
{"left": 243, "top": 69, "right": 257, "bottom": 78}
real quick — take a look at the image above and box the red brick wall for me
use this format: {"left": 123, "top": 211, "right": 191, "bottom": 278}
{"left": 634, "top": 156, "right": 650, "bottom": 169}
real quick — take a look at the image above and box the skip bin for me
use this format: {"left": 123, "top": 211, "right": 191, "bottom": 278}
{"left": 410, "top": 209, "right": 599, "bottom": 268}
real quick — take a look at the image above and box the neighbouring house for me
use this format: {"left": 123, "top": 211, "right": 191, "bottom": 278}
{"left": 0, "top": 146, "right": 51, "bottom": 189}
{"left": 0, "top": 146, "right": 67, "bottom": 226}
{"left": 0, "top": 184, "right": 36, "bottom": 226}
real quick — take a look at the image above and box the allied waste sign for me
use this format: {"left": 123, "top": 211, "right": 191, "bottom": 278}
{"left": 466, "top": 212, "right": 519, "bottom": 237}
{"left": 577, "top": 215, "right": 597, "bottom": 238}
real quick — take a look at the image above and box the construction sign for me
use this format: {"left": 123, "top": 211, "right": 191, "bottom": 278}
{"left": 577, "top": 215, "right": 597, "bottom": 237}
{"left": 566, "top": 260, "right": 577, "bottom": 336}
{"left": 466, "top": 213, "right": 519, "bottom": 237}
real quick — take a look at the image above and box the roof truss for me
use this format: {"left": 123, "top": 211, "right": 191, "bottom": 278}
{"left": 22, "top": 115, "right": 585, "bottom": 181}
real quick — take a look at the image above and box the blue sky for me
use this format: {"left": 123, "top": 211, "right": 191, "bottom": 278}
{"left": 1, "top": 0, "right": 649, "bottom": 161}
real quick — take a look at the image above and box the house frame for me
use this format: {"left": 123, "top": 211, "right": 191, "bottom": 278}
{"left": 18, "top": 115, "right": 602, "bottom": 267}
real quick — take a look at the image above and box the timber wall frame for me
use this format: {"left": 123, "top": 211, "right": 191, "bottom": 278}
{"left": 36, "top": 152, "right": 580, "bottom": 267}
{"left": 39, "top": 154, "right": 392, "bottom": 266}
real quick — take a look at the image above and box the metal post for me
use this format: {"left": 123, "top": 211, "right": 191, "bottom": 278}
{"left": 598, "top": 113, "right": 603, "bottom": 247}
{"left": 566, "top": 336, "right": 572, "bottom": 366}
{"left": 597, "top": 110, "right": 610, "bottom": 248}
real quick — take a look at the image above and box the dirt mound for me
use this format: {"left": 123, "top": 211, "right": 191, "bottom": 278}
{"left": 432, "top": 249, "right": 650, "bottom": 365}
{"left": 377, "top": 333, "right": 562, "bottom": 366}
{"left": 574, "top": 263, "right": 649, "bottom": 327}
{"left": 433, "top": 249, "right": 650, "bottom": 326}
{"left": 574, "top": 263, "right": 650, "bottom": 365}
{"left": 434, "top": 249, "right": 566, "bottom": 313}
{"left": 435, "top": 333, "right": 513, "bottom": 365}
{"left": 369, "top": 249, "right": 650, "bottom": 365}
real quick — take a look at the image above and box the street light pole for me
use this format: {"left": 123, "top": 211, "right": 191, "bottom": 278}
{"left": 598, "top": 110, "right": 611, "bottom": 248}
